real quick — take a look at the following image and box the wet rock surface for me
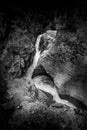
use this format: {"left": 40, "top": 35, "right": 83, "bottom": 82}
{"left": 1, "top": 22, "right": 87, "bottom": 130}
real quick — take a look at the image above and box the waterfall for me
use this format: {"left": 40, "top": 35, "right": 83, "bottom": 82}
{"left": 24, "top": 31, "right": 76, "bottom": 109}
{"left": 25, "top": 34, "right": 43, "bottom": 82}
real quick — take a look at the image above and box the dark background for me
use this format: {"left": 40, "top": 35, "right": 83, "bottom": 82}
{"left": 0, "top": 0, "right": 87, "bottom": 17}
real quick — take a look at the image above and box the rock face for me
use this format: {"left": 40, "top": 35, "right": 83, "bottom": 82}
{"left": 31, "top": 29, "right": 87, "bottom": 109}
{"left": 1, "top": 29, "right": 87, "bottom": 130}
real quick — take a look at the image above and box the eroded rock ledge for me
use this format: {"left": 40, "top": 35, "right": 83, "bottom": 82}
{"left": 1, "top": 29, "right": 87, "bottom": 130}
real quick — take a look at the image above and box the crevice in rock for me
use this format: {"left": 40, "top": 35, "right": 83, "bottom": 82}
{"left": 59, "top": 94, "right": 87, "bottom": 111}
{"left": 32, "top": 64, "right": 54, "bottom": 82}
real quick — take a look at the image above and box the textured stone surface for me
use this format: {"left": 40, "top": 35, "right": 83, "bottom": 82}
{"left": 1, "top": 29, "right": 87, "bottom": 130}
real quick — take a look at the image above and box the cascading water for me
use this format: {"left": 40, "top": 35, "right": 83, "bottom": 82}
{"left": 25, "top": 31, "right": 76, "bottom": 109}
{"left": 25, "top": 34, "right": 43, "bottom": 82}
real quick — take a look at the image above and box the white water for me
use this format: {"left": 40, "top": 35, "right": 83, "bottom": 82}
{"left": 26, "top": 34, "right": 43, "bottom": 81}
{"left": 25, "top": 31, "right": 76, "bottom": 109}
